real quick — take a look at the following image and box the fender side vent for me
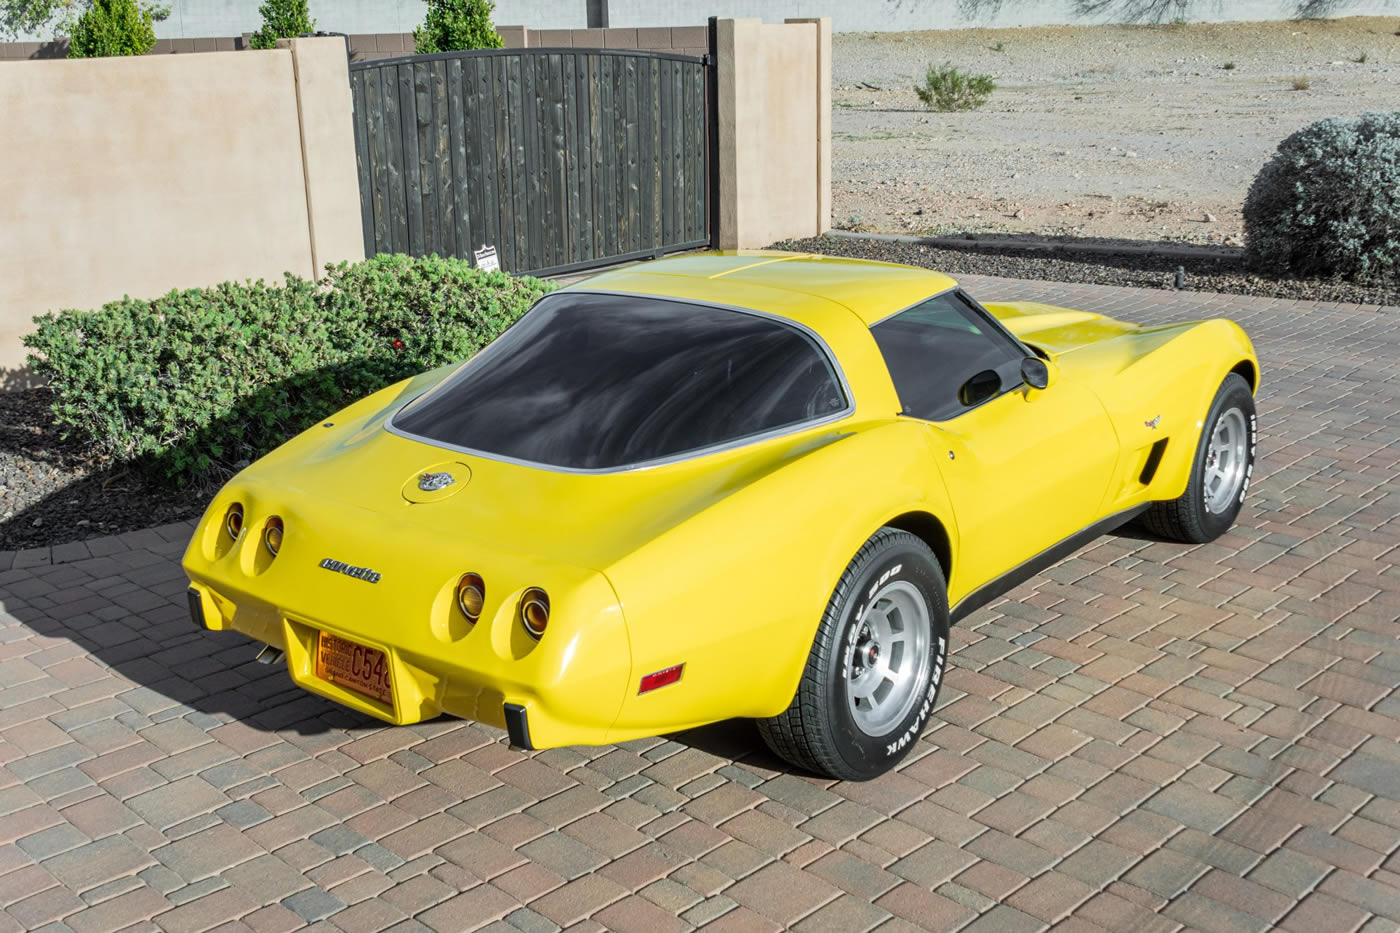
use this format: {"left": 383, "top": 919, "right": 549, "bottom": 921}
{"left": 1140, "top": 439, "right": 1169, "bottom": 484}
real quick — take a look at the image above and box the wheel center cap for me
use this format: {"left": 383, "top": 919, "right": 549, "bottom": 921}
{"left": 865, "top": 643, "right": 880, "bottom": 667}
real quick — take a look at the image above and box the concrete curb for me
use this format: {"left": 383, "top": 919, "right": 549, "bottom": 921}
{"left": 824, "top": 229, "right": 1246, "bottom": 262}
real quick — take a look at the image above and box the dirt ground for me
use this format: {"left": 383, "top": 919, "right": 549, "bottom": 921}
{"left": 832, "top": 16, "right": 1400, "bottom": 244}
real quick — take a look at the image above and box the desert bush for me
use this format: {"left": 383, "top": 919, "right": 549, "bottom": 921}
{"left": 413, "top": 0, "right": 503, "bottom": 53}
{"left": 1243, "top": 111, "right": 1400, "bottom": 282}
{"left": 1291, "top": 75, "right": 1312, "bottom": 91}
{"left": 67, "top": 0, "right": 164, "bottom": 57}
{"left": 248, "top": 0, "right": 314, "bottom": 50}
{"left": 914, "top": 63, "right": 995, "bottom": 112}
{"left": 24, "top": 254, "right": 554, "bottom": 487}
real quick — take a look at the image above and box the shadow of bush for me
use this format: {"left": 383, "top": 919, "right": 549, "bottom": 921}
{"left": 0, "top": 362, "right": 429, "bottom": 734}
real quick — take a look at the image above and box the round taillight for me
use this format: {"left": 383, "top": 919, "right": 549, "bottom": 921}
{"left": 224, "top": 503, "right": 244, "bottom": 541}
{"left": 456, "top": 573, "right": 485, "bottom": 621}
{"left": 263, "top": 516, "right": 283, "bottom": 557}
{"left": 520, "top": 588, "right": 550, "bottom": 639}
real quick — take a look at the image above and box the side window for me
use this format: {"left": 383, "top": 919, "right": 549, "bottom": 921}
{"left": 871, "top": 291, "right": 1026, "bottom": 422}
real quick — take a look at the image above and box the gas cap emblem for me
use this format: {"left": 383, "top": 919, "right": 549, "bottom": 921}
{"left": 418, "top": 471, "right": 456, "bottom": 492}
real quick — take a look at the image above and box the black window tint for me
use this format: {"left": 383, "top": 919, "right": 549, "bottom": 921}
{"left": 871, "top": 292, "right": 1025, "bottom": 422}
{"left": 392, "top": 292, "right": 847, "bottom": 470}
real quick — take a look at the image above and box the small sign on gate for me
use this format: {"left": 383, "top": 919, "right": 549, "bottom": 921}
{"left": 473, "top": 244, "right": 500, "bottom": 273}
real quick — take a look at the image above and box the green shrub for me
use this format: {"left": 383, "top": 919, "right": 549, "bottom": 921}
{"left": 914, "top": 63, "right": 995, "bottom": 112}
{"left": 24, "top": 254, "right": 554, "bottom": 487}
{"left": 413, "top": 0, "right": 503, "bottom": 54}
{"left": 248, "top": 0, "right": 314, "bottom": 50}
{"left": 67, "top": 0, "right": 165, "bottom": 57}
{"left": 1243, "top": 111, "right": 1400, "bottom": 282}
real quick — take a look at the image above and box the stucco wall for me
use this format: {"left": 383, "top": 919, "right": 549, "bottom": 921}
{"left": 0, "top": 38, "right": 363, "bottom": 381}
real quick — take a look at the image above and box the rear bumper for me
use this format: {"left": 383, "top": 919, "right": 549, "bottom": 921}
{"left": 185, "top": 579, "right": 626, "bottom": 749}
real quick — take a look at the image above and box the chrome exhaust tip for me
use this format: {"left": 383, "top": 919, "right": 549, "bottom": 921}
{"left": 254, "top": 645, "right": 285, "bottom": 666}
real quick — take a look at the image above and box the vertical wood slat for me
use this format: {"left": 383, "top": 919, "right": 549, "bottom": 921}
{"left": 415, "top": 62, "right": 437, "bottom": 256}
{"left": 527, "top": 55, "right": 544, "bottom": 272}
{"left": 672, "top": 60, "right": 685, "bottom": 246}
{"left": 382, "top": 66, "right": 407, "bottom": 254}
{"left": 564, "top": 53, "right": 582, "bottom": 267}
{"left": 599, "top": 54, "right": 615, "bottom": 262}
{"left": 488, "top": 56, "right": 510, "bottom": 271}
{"left": 511, "top": 55, "right": 530, "bottom": 272}
{"left": 638, "top": 58, "right": 655, "bottom": 253}
{"left": 462, "top": 58, "right": 484, "bottom": 262}
{"left": 447, "top": 57, "right": 470, "bottom": 259}
{"left": 657, "top": 60, "right": 672, "bottom": 252}
{"left": 364, "top": 70, "right": 386, "bottom": 254}
{"left": 350, "top": 72, "right": 373, "bottom": 259}
{"left": 588, "top": 55, "right": 603, "bottom": 261}
{"left": 432, "top": 59, "right": 455, "bottom": 259}
{"left": 549, "top": 54, "right": 568, "bottom": 269}
{"left": 690, "top": 62, "right": 704, "bottom": 243}
{"left": 683, "top": 61, "right": 696, "bottom": 243}
{"left": 399, "top": 64, "right": 425, "bottom": 256}
{"left": 624, "top": 56, "right": 638, "bottom": 255}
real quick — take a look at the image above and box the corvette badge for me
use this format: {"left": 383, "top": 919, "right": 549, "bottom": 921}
{"left": 418, "top": 471, "right": 456, "bottom": 492}
{"left": 319, "top": 558, "right": 381, "bottom": 584}
{"left": 1144, "top": 415, "right": 1162, "bottom": 430}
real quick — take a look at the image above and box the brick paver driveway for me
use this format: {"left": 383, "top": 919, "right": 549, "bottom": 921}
{"left": 2, "top": 277, "right": 1397, "bottom": 933}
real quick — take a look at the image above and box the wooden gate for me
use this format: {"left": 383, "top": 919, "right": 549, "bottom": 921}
{"left": 348, "top": 47, "right": 713, "bottom": 277}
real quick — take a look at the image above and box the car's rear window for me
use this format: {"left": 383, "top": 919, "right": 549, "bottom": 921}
{"left": 391, "top": 291, "right": 848, "bottom": 470}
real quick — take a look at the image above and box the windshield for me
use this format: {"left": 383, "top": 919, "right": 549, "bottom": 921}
{"left": 390, "top": 291, "right": 849, "bottom": 470}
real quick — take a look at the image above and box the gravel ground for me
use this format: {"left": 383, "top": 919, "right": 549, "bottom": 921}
{"left": 0, "top": 389, "right": 207, "bottom": 552}
{"left": 775, "top": 233, "right": 1400, "bottom": 307}
{"left": 833, "top": 16, "right": 1400, "bottom": 243}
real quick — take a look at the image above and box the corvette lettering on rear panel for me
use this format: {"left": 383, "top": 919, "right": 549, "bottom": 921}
{"left": 318, "top": 558, "right": 382, "bottom": 584}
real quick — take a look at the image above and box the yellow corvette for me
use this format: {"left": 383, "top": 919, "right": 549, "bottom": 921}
{"left": 183, "top": 252, "right": 1258, "bottom": 780}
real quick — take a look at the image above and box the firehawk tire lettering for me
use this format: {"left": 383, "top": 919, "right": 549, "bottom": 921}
{"left": 886, "top": 635, "right": 947, "bottom": 757}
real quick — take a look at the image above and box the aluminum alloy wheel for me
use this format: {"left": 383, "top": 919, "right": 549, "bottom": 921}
{"left": 846, "top": 580, "right": 932, "bottom": 737}
{"left": 1203, "top": 407, "right": 1249, "bottom": 514}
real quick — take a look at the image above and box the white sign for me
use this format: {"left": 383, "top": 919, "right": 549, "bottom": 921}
{"left": 473, "top": 244, "right": 500, "bottom": 273}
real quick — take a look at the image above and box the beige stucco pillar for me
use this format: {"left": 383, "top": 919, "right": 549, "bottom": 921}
{"left": 278, "top": 37, "right": 367, "bottom": 274}
{"left": 714, "top": 18, "right": 828, "bottom": 249}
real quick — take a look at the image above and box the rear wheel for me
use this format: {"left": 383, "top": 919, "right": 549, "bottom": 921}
{"left": 758, "top": 528, "right": 950, "bottom": 781}
{"left": 1142, "top": 372, "right": 1256, "bottom": 543}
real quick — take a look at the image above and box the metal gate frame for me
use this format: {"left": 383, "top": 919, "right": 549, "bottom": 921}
{"left": 348, "top": 43, "right": 716, "bottom": 278}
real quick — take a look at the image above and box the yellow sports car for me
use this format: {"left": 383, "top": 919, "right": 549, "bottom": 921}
{"left": 183, "top": 252, "right": 1258, "bottom": 780}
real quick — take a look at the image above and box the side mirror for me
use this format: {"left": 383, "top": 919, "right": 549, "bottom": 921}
{"left": 958, "top": 369, "right": 1002, "bottom": 407}
{"left": 1021, "top": 357, "right": 1051, "bottom": 391}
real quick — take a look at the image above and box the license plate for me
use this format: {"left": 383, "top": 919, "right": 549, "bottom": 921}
{"left": 315, "top": 632, "right": 393, "bottom": 707}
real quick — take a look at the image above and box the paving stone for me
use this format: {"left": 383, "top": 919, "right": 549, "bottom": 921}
{"left": 281, "top": 888, "right": 345, "bottom": 924}
{"left": 40, "top": 836, "right": 153, "bottom": 891}
{"left": 1123, "top": 849, "right": 1212, "bottom": 900}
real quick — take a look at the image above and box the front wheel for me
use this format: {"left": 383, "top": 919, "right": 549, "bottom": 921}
{"left": 757, "top": 528, "right": 950, "bottom": 781}
{"left": 1142, "top": 372, "right": 1256, "bottom": 543}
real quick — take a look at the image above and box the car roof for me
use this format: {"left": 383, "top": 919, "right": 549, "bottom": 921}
{"left": 575, "top": 250, "right": 959, "bottom": 328}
